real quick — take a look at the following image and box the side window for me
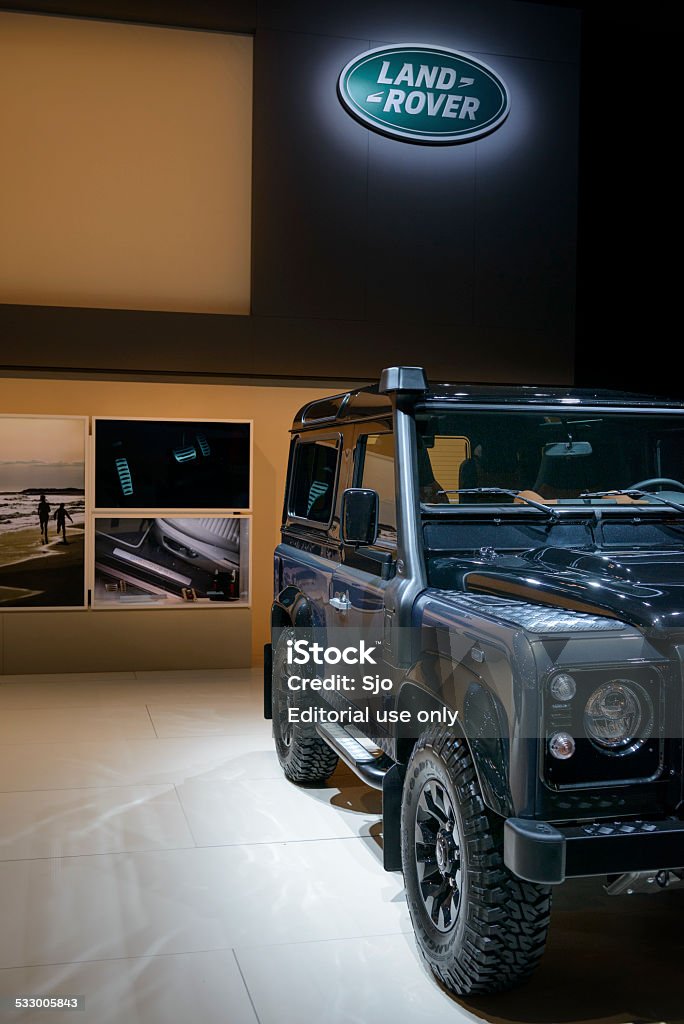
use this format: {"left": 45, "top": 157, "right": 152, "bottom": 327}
{"left": 356, "top": 432, "right": 396, "bottom": 544}
{"left": 289, "top": 438, "right": 339, "bottom": 524}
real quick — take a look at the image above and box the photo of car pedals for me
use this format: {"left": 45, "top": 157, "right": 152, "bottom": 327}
{"left": 115, "top": 457, "right": 134, "bottom": 496}
{"left": 172, "top": 445, "right": 198, "bottom": 463}
{"left": 172, "top": 433, "right": 211, "bottom": 463}
{"left": 95, "top": 419, "right": 251, "bottom": 509}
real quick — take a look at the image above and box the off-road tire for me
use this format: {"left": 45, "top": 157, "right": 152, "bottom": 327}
{"left": 402, "top": 728, "right": 551, "bottom": 996}
{"left": 271, "top": 627, "right": 339, "bottom": 784}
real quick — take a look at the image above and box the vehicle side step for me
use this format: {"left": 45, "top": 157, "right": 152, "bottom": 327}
{"left": 315, "top": 721, "right": 391, "bottom": 790}
{"left": 315, "top": 721, "right": 406, "bottom": 872}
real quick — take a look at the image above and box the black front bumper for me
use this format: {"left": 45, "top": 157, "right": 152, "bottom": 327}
{"left": 504, "top": 816, "right": 684, "bottom": 884}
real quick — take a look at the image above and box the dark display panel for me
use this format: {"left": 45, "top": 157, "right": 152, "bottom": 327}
{"left": 95, "top": 419, "right": 251, "bottom": 510}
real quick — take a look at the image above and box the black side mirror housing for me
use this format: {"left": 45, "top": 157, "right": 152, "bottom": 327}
{"left": 341, "top": 488, "right": 379, "bottom": 546}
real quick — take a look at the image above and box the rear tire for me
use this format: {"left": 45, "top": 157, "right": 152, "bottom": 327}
{"left": 271, "top": 627, "right": 339, "bottom": 784}
{"left": 401, "top": 728, "right": 551, "bottom": 996}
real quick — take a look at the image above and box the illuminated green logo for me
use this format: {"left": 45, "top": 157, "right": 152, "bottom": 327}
{"left": 338, "top": 44, "right": 510, "bottom": 144}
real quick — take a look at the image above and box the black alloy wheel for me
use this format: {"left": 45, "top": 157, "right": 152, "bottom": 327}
{"left": 414, "top": 778, "right": 463, "bottom": 933}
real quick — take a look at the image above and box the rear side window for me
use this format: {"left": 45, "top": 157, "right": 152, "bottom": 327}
{"left": 289, "top": 438, "right": 340, "bottom": 524}
{"left": 356, "top": 432, "right": 397, "bottom": 543}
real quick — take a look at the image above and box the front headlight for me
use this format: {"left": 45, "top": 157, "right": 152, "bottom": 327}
{"left": 584, "top": 679, "right": 654, "bottom": 754}
{"left": 544, "top": 663, "right": 663, "bottom": 789}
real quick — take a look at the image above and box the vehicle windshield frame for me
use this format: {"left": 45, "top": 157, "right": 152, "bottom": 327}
{"left": 414, "top": 400, "right": 684, "bottom": 518}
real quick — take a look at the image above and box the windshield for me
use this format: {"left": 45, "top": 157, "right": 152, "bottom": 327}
{"left": 416, "top": 408, "right": 684, "bottom": 509}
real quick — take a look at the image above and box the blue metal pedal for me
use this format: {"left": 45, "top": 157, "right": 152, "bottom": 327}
{"left": 115, "top": 457, "right": 134, "bottom": 496}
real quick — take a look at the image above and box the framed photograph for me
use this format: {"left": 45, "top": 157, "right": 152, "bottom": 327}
{"left": 94, "top": 418, "right": 252, "bottom": 512}
{"left": 92, "top": 515, "right": 250, "bottom": 608}
{"left": 0, "top": 415, "right": 87, "bottom": 609}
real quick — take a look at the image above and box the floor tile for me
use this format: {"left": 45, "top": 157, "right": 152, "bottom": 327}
{"left": 0, "top": 949, "right": 258, "bottom": 1024}
{"left": 236, "top": 932, "right": 469, "bottom": 1024}
{"left": 0, "top": 679, "right": 260, "bottom": 710}
{"left": 0, "top": 707, "right": 156, "bottom": 745}
{"left": 236, "top": 887, "right": 684, "bottom": 1024}
{"left": 0, "top": 672, "right": 137, "bottom": 686}
{"left": 176, "top": 775, "right": 382, "bottom": 846}
{"left": 0, "top": 837, "right": 409, "bottom": 969}
{"left": 0, "top": 785, "right": 194, "bottom": 860}
{"left": 133, "top": 668, "right": 261, "bottom": 683}
{"left": 147, "top": 704, "right": 272, "bottom": 738}
{"left": 0, "top": 735, "right": 284, "bottom": 792}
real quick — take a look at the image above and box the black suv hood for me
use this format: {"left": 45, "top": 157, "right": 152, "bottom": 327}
{"left": 464, "top": 547, "right": 684, "bottom": 629}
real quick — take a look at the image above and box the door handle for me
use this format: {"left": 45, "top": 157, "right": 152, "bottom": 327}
{"left": 330, "top": 593, "right": 351, "bottom": 611}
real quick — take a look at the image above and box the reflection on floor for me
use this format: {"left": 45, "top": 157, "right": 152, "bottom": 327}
{"left": 0, "top": 668, "right": 681, "bottom": 1024}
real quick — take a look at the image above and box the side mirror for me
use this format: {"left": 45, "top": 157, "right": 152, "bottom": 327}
{"left": 341, "top": 488, "right": 379, "bottom": 546}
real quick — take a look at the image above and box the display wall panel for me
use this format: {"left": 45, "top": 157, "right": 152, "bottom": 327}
{"left": 93, "top": 515, "right": 251, "bottom": 608}
{"left": 0, "top": 376, "right": 333, "bottom": 671}
{"left": 0, "top": 12, "right": 253, "bottom": 314}
{"left": 0, "top": 416, "right": 87, "bottom": 609}
{"left": 1, "top": 606, "right": 253, "bottom": 673}
{"left": 94, "top": 418, "right": 252, "bottom": 512}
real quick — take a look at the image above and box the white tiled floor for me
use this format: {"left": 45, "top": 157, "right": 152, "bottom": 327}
{"left": 0, "top": 668, "right": 681, "bottom": 1024}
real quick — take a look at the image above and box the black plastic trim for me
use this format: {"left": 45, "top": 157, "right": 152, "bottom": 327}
{"left": 382, "top": 763, "right": 406, "bottom": 871}
{"left": 504, "top": 818, "right": 566, "bottom": 884}
{"left": 504, "top": 815, "right": 684, "bottom": 884}
{"left": 263, "top": 643, "right": 272, "bottom": 720}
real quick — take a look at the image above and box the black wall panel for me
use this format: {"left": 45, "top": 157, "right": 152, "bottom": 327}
{"left": 251, "top": 31, "right": 370, "bottom": 321}
{"left": 256, "top": 0, "right": 580, "bottom": 62}
{"left": 365, "top": 135, "right": 477, "bottom": 327}
{"left": 0, "top": 1, "right": 256, "bottom": 32}
{"left": 472, "top": 56, "right": 579, "bottom": 334}
{"left": 251, "top": 0, "right": 580, "bottom": 380}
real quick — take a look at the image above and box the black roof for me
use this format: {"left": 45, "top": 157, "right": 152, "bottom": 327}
{"left": 292, "top": 379, "right": 684, "bottom": 431}
{"left": 426, "top": 382, "right": 684, "bottom": 406}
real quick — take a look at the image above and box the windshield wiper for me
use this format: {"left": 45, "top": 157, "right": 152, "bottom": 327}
{"left": 436, "top": 488, "right": 560, "bottom": 522}
{"left": 581, "top": 489, "right": 684, "bottom": 515}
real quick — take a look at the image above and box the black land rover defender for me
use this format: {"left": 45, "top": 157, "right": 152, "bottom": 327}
{"left": 265, "top": 366, "right": 684, "bottom": 996}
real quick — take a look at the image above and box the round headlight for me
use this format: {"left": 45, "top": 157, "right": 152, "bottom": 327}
{"left": 549, "top": 672, "right": 577, "bottom": 702}
{"left": 584, "top": 679, "right": 653, "bottom": 752}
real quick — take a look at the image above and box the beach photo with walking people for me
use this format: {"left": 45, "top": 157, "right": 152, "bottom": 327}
{"left": 0, "top": 416, "right": 86, "bottom": 607}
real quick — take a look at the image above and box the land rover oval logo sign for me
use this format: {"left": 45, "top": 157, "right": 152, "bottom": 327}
{"left": 338, "top": 44, "right": 510, "bottom": 144}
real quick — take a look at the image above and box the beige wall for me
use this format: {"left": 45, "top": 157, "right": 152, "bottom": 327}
{"left": 0, "top": 13, "right": 252, "bottom": 314}
{"left": 0, "top": 377, "right": 330, "bottom": 673}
